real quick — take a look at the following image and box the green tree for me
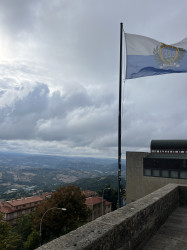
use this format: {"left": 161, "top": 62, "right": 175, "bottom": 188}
{"left": 0, "top": 214, "right": 23, "bottom": 250}
{"left": 98, "top": 187, "right": 118, "bottom": 211}
{"left": 1, "top": 232, "right": 23, "bottom": 250}
{"left": 32, "top": 185, "right": 89, "bottom": 244}
{"left": 0, "top": 214, "right": 10, "bottom": 239}
{"left": 24, "top": 230, "right": 40, "bottom": 250}
{"left": 14, "top": 214, "right": 33, "bottom": 242}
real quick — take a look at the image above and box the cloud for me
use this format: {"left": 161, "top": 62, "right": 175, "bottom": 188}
{"left": 123, "top": 74, "right": 187, "bottom": 149}
{"left": 0, "top": 0, "right": 186, "bottom": 157}
{"left": 0, "top": 0, "right": 40, "bottom": 35}
{"left": 0, "top": 80, "right": 117, "bottom": 156}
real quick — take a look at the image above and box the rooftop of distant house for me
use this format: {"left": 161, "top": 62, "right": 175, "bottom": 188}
{"left": 6, "top": 196, "right": 43, "bottom": 207}
{"left": 82, "top": 190, "right": 97, "bottom": 198}
{"left": 0, "top": 193, "right": 51, "bottom": 214}
{"left": 85, "top": 196, "right": 111, "bottom": 207}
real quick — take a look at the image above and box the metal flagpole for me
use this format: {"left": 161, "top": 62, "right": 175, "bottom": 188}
{"left": 118, "top": 22, "right": 123, "bottom": 208}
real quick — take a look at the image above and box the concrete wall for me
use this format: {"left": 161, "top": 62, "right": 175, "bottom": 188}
{"left": 126, "top": 152, "right": 187, "bottom": 203}
{"left": 37, "top": 184, "right": 181, "bottom": 250}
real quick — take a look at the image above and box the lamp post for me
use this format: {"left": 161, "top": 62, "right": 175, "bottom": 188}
{"left": 102, "top": 188, "right": 110, "bottom": 215}
{"left": 40, "top": 207, "right": 67, "bottom": 246}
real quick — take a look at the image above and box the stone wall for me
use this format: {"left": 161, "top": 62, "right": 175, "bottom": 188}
{"left": 37, "top": 183, "right": 181, "bottom": 250}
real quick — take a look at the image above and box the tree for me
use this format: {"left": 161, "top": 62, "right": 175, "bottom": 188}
{"left": 24, "top": 231, "right": 40, "bottom": 250}
{"left": 0, "top": 213, "right": 10, "bottom": 240}
{"left": 32, "top": 185, "right": 89, "bottom": 244}
{"left": 1, "top": 232, "right": 23, "bottom": 250}
{"left": 0, "top": 214, "right": 23, "bottom": 250}
{"left": 14, "top": 214, "right": 33, "bottom": 242}
{"left": 98, "top": 187, "right": 118, "bottom": 211}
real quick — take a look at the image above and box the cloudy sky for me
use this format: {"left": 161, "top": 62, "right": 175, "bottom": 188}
{"left": 0, "top": 0, "right": 186, "bottom": 158}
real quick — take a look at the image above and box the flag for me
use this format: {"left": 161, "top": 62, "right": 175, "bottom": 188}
{"left": 125, "top": 33, "right": 187, "bottom": 79}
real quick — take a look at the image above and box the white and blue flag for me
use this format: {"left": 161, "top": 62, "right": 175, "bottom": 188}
{"left": 125, "top": 33, "right": 187, "bottom": 79}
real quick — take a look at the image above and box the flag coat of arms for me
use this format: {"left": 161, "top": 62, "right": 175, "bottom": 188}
{"left": 125, "top": 33, "right": 187, "bottom": 79}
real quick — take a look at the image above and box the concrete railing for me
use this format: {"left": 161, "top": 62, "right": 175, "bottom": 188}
{"left": 37, "top": 184, "right": 187, "bottom": 250}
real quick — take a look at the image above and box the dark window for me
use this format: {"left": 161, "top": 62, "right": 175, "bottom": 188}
{"left": 161, "top": 170, "right": 169, "bottom": 178}
{"left": 180, "top": 171, "right": 187, "bottom": 179}
{"left": 152, "top": 169, "right": 160, "bottom": 177}
{"left": 144, "top": 169, "right": 151, "bottom": 176}
{"left": 170, "top": 170, "right": 178, "bottom": 179}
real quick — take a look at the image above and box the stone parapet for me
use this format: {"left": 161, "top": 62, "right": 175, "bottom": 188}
{"left": 37, "top": 183, "right": 184, "bottom": 250}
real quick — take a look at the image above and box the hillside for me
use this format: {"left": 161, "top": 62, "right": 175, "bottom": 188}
{"left": 0, "top": 152, "right": 126, "bottom": 200}
{"left": 71, "top": 175, "right": 126, "bottom": 192}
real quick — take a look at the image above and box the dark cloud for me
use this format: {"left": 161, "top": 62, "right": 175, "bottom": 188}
{"left": 0, "top": 81, "right": 116, "bottom": 155}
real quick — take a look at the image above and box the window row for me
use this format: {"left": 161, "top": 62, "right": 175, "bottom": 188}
{"left": 151, "top": 150, "right": 187, "bottom": 153}
{"left": 144, "top": 168, "right": 187, "bottom": 179}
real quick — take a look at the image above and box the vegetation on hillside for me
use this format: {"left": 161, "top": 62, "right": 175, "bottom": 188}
{"left": 71, "top": 175, "right": 126, "bottom": 211}
{"left": 71, "top": 175, "right": 126, "bottom": 191}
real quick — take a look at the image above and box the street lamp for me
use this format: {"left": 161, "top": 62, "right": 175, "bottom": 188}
{"left": 102, "top": 187, "right": 110, "bottom": 215}
{"left": 40, "top": 207, "right": 67, "bottom": 246}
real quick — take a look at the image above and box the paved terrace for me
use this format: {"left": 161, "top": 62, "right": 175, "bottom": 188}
{"left": 142, "top": 206, "right": 187, "bottom": 250}
{"left": 37, "top": 184, "right": 187, "bottom": 250}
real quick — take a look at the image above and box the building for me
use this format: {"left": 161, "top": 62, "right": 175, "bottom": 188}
{"left": 82, "top": 190, "right": 97, "bottom": 198}
{"left": 0, "top": 193, "right": 50, "bottom": 225}
{"left": 85, "top": 196, "right": 111, "bottom": 221}
{"left": 105, "top": 200, "right": 112, "bottom": 214}
{"left": 126, "top": 140, "right": 187, "bottom": 203}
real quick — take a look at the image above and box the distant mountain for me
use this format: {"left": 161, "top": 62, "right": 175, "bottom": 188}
{"left": 0, "top": 152, "right": 126, "bottom": 200}
{"left": 0, "top": 151, "right": 126, "bottom": 172}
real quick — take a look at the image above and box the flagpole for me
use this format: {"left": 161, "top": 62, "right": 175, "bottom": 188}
{"left": 118, "top": 22, "right": 123, "bottom": 208}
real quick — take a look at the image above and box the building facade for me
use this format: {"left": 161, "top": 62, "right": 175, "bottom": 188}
{"left": 126, "top": 140, "right": 187, "bottom": 203}
{"left": 0, "top": 194, "right": 50, "bottom": 225}
{"left": 85, "top": 196, "right": 111, "bottom": 221}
